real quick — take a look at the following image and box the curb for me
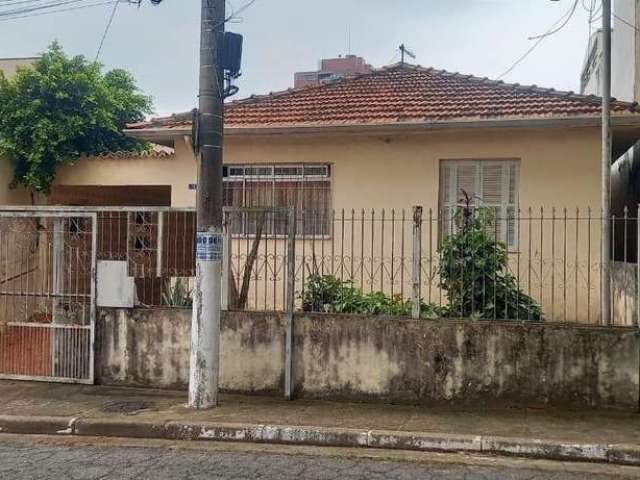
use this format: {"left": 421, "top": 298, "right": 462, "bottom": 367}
{"left": 0, "top": 415, "right": 638, "bottom": 466}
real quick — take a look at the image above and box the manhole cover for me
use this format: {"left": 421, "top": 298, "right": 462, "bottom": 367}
{"left": 101, "top": 400, "right": 154, "bottom": 414}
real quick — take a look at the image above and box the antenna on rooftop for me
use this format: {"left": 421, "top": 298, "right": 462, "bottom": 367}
{"left": 399, "top": 44, "right": 416, "bottom": 65}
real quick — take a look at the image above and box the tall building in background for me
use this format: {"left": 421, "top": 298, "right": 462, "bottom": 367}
{"left": 294, "top": 54, "right": 372, "bottom": 89}
{"left": 580, "top": 0, "right": 640, "bottom": 101}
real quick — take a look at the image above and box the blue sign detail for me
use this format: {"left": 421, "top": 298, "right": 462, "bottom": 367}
{"left": 196, "top": 232, "right": 223, "bottom": 261}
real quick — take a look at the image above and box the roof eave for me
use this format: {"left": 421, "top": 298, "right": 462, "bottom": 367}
{"left": 124, "top": 114, "right": 640, "bottom": 142}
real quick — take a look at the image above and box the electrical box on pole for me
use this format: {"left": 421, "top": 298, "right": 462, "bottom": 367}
{"left": 223, "top": 32, "right": 243, "bottom": 78}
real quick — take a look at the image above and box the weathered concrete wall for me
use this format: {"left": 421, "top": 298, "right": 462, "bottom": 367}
{"left": 293, "top": 314, "right": 640, "bottom": 408}
{"left": 96, "top": 308, "right": 284, "bottom": 393}
{"left": 96, "top": 308, "right": 640, "bottom": 409}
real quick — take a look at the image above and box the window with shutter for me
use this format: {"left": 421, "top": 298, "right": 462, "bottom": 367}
{"left": 439, "top": 159, "right": 520, "bottom": 249}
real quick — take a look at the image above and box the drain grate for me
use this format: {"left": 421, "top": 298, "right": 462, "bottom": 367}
{"left": 101, "top": 400, "right": 154, "bottom": 414}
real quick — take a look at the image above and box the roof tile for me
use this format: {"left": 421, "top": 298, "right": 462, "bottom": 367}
{"left": 127, "top": 64, "right": 638, "bottom": 131}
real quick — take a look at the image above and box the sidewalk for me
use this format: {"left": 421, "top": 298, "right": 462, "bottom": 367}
{"left": 0, "top": 380, "right": 638, "bottom": 466}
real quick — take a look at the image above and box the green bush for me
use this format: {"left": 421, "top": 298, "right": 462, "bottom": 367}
{"left": 438, "top": 206, "right": 542, "bottom": 321}
{"left": 301, "top": 274, "right": 442, "bottom": 318}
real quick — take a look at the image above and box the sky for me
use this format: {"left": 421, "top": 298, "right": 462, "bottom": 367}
{"left": 0, "top": 0, "right": 604, "bottom": 116}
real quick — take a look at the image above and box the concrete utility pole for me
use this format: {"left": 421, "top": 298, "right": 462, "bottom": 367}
{"left": 189, "top": 0, "right": 225, "bottom": 409}
{"left": 601, "top": 0, "right": 612, "bottom": 326}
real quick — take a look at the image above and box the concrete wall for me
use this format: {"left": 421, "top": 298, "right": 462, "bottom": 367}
{"left": 97, "top": 308, "right": 284, "bottom": 393}
{"left": 96, "top": 308, "right": 640, "bottom": 409}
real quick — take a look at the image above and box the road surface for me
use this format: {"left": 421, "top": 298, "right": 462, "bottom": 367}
{"left": 0, "top": 435, "right": 637, "bottom": 480}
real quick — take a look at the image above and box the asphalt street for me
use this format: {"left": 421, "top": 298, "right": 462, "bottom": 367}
{"left": 1, "top": 436, "right": 639, "bottom": 480}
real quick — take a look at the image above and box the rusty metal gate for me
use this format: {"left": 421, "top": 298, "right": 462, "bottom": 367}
{"left": 0, "top": 210, "right": 96, "bottom": 383}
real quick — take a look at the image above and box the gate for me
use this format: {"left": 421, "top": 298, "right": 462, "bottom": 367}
{"left": 0, "top": 210, "right": 96, "bottom": 383}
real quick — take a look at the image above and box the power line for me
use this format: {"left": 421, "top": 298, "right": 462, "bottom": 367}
{"left": 0, "top": 0, "right": 110, "bottom": 18}
{"left": 0, "top": 0, "right": 59, "bottom": 6}
{"left": 0, "top": 0, "right": 90, "bottom": 16}
{"left": 497, "top": 0, "right": 580, "bottom": 80}
{"left": 0, "top": 0, "right": 115, "bottom": 21}
{"left": 528, "top": 0, "right": 579, "bottom": 40}
{"left": 215, "top": 0, "right": 257, "bottom": 27}
{"left": 94, "top": 0, "right": 119, "bottom": 61}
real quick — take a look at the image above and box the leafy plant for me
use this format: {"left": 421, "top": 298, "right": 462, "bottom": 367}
{"left": 438, "top": 192, "right": 542, "bottom": 321}
{"left": 162, "top": 278, "right": 193, "bottom": 307}
{"left": 0, "top": 42, "right": 152, "bottom": 194}
{"left": 301, "top": 274, "right": 443, "bottom": 318}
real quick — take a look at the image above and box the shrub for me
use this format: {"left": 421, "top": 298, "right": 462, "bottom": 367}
{"left": 438, "top": 203, "right": 542, "bottom": 321}
{"left": 301, "top": 274, "right": 442, "bottom": 318}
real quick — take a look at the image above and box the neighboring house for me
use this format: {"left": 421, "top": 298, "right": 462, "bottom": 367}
{"left": 581, "top": 0, "right": 640, "bottom": 101}
{"left": 52, "top": 144, "right": 178, "bottom": 206}
{"left": 0, "top": 57, "right": 38, "bottom": 79}
{"left": 294, "top": 54, "right": 372, "bottom": 88}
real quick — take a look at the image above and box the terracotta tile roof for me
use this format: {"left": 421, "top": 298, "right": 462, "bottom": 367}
{"left": 126, "top": 64, "right": 639, "bottom": 131}
{"left": 92, "top": 143, "right": 175, "bottom": 159}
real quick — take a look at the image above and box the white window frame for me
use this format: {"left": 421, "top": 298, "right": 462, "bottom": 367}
{"left": 439, "top": 159, "right": 520, "bottom": 250}
{"left": 222, "top": 163, "right": 332, "bottom": 237}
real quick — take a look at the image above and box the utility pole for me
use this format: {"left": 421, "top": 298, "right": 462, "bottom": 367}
{"left": 601, "top": 0, "right": 612, "bottom": 326}
{"left": 189, "top": 0, "right": 225, "bottom": 409}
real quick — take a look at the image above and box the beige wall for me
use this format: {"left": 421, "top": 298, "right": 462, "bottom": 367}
{"left": 51, "top": 126, "right": 602, "bottom": 211}
{"left": 224, "top": 127, "right": 601, "bottom": 212}
{"left": 0, "top": 157, "right": 29, "bottom": 205}
{"left": 55, "top": 139, "right": 197, "bottom": 207}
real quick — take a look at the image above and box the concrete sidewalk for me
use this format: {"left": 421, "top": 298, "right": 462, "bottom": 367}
{"left": 0, "top": 381, "right": 638, "bottom": 466}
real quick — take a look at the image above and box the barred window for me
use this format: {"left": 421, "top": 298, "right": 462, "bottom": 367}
{"left": 223, "top": 164, "right": 331, "bottom": 236}
{"left": 439, "top": 159, "right": 520, "bottom": 249}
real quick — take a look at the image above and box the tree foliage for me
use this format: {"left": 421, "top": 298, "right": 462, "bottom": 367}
{"left": 0, "top": 43, "right": 152, "bottom": 193}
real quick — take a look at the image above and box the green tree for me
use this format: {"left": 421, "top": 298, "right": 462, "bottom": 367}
{"left": 0, "top": 43, "right": 152, "bottom": 194}
{"left": 438, "top": 192, "right": 542, "bottom": 322}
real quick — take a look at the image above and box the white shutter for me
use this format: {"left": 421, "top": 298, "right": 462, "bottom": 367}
{"left": 506, "top": 163, "right": 519, "bottom": 249}
{"left": 439, "top": 159, "right": 520, "bottom": 249}
{"left": 481, "top": 163, "right": 504, "bottom": 205}
{"left": 439, "top": 163, "right": 453, "bottom": 240}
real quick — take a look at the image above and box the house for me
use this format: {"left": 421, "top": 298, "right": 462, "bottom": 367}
{"left": 120, "top": 63, "right": 640, "bottom": 215}
{"left": 5, "top": 63, "right": 640, "bottom": 323}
